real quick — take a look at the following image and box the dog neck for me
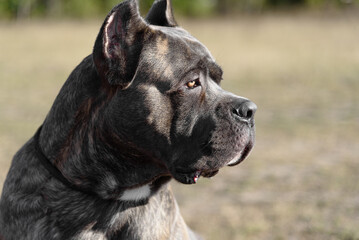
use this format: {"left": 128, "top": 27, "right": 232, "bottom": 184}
{"left": 35, "top": 56, "right": 171, "bottom": 201}
{"left": 35, "top": 124, "right": 171, "bottom": 202}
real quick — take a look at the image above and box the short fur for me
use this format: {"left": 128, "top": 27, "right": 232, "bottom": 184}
{"left": 0, "top": 0, "right": 256, "bottom": 239}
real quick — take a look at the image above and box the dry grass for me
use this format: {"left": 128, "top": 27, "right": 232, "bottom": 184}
{"left": 1, "top": 13, "right": 359, "bottom": 239}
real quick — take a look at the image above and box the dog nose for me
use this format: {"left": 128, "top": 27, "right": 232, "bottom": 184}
{"left": 232, "top": 100, "right": 257, "bottom": 121}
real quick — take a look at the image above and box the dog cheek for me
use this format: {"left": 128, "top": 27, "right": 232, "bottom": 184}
{"left": 142, "top": 85, "right": 173, "bottom": 142}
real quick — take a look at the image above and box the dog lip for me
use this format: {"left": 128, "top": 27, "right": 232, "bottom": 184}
{"left": 227, "top": 141, "right": 254, "bottom": 167}
{"left": 172, "top": 169, "right": 202, "bottom": 185}
{"left": 173, "top": 168, "right": 220, "bottom": 184}
{"left": 201, "top": 169, "right": 219, "bottom": 178}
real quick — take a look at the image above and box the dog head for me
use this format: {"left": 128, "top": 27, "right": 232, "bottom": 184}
{"left": 92, "top": 0, "right": 256, "bottom": 185}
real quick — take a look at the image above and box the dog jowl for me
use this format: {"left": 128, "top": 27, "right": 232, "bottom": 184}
{"left": 0, "top": 0, "right": 256, "bottom": 239}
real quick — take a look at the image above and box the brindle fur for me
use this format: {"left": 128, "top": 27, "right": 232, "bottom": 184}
{"left": 0, "top": 0, "right": 256, "bottom": 239}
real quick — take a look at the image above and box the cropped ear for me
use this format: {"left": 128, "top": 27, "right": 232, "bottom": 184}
{"left": 93, "top": 0, "right": 147, "bottom": 88}
{"left": 145, "top": 0, "right": 177, "bottom": 27}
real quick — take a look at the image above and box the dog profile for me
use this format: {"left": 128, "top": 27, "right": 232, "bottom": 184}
{"left": 0, "top": 0, "right": 256, "bottom": 239}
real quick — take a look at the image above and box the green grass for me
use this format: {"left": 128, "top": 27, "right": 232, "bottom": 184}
{"left": 1, "top": 14, "right": 359, "bottom": 239}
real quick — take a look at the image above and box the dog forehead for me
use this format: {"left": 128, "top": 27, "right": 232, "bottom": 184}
{"left": 147, "top": 25, "right": 215, "bottom": 62}
{"left": 139, "top": 25, "right": 216, "bottom": 84}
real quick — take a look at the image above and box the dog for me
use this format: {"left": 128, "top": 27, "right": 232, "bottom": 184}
{"left": 0, "top": 0, "right": 256, "bottom": 239}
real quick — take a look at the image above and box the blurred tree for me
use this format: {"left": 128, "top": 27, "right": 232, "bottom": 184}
{"left": 0, "top": 0, "right": 358, "bottom": 19}
{"left": 17, "top": 0, "right": 32, "bottom": 18}
{"left": 266, "top": 0, "right": 305, "bottom": 7}
{"left": 43, "top": 0, "right": 61, "bottom": 16}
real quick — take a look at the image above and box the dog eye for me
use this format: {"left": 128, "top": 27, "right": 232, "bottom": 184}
{"left": 186, "top": 78, "right": 200, "bottom": 89}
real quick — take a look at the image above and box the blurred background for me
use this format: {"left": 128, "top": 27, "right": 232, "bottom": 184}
{"left": 0, "top": 0, "right": 359, "bottom": 239}
{"left": 0, "top": 0, "right": 359, "bottom": 18}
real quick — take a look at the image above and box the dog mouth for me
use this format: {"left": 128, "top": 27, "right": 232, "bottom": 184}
{"left": 172, "top": 140, "right": 254, "bottom": 185}
{"left": 172, "top": 169, "right": 220, "bottom": 184}
{"left": 226, "top": 140, "right": 254, "bottom": 167}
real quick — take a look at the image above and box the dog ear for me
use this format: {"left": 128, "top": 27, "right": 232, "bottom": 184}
{"left": 145, "top": 0, "right": 177, "bottom": 27}
{"left": 93, "top": 0, "right": 147, "bottom": 88}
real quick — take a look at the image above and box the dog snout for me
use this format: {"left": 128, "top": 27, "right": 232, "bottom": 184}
{"left": 232, "top": 99, "right": 257, "bottom": 122}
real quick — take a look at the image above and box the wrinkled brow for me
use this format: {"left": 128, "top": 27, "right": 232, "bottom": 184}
{"left": 199, "top": 58, "right": 223, "bottom": 84}
{"left": 208, "top": 61, "right": 223, "bottom": 84}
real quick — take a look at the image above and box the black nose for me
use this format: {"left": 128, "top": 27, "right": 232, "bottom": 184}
{"left": 232, "top": 100, "right": 257, "bottom": 121}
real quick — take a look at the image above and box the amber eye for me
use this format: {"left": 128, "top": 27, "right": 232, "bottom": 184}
{"left": 186, "top": 78, "right": 200, "bottom": 89}
{"left": 187, "top": 81, "right": 196, "bottom": 88}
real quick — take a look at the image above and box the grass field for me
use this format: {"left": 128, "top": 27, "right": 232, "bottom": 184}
{"left": 1, "top": 13, "right": 359, "bottom": 239}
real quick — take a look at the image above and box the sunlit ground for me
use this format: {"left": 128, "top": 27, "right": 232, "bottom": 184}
{"left": 0, "top": 13, "right": 359, "bottom": 239}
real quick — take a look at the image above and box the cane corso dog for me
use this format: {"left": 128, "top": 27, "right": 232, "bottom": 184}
{"left": 0, "top": 0, "right": 256, "bottom": 239}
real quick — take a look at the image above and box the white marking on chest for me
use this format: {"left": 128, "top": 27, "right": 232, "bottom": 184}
{"left": 77, "top": 230, "right": 107, "bottom": 240}
{"left": 120, "top": 184, "right": 151, "bottom": 201}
